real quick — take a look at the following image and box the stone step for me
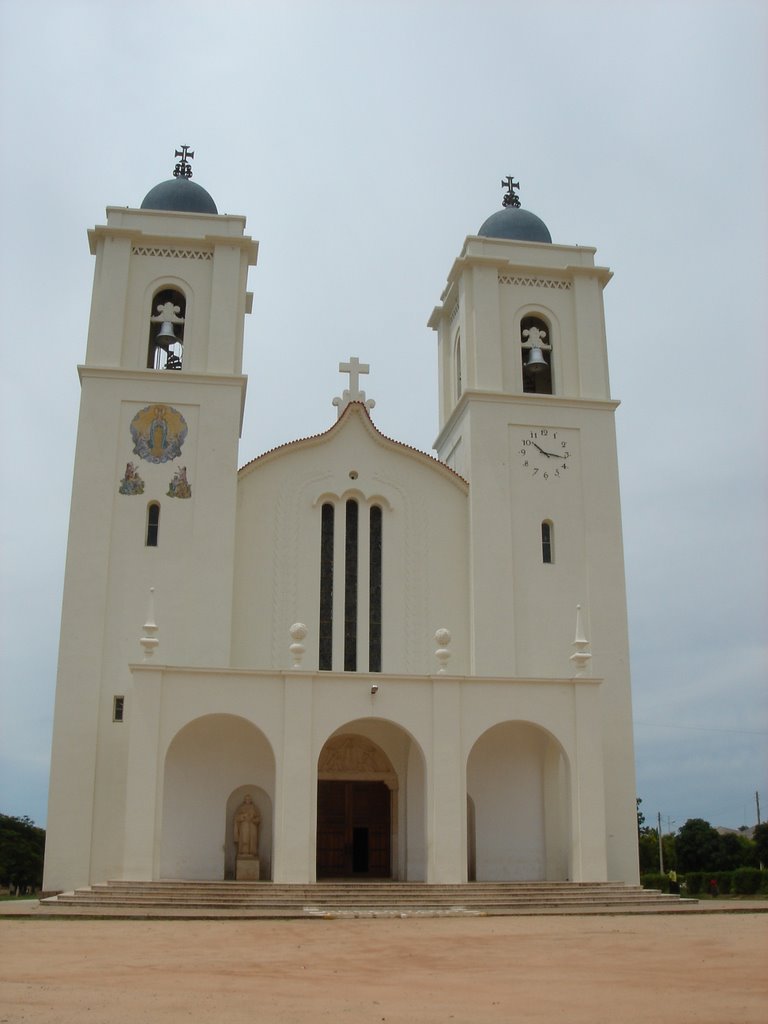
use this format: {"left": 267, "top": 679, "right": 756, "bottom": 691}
{"left": 45, "top": 880, "right": 688, "bottom": 914}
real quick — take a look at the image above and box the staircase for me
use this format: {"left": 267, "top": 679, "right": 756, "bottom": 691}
{"left": 42, "top": 880, "right": 692, "bottom": 917}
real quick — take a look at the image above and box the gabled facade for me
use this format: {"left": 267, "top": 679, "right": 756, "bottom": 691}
{"left": 43, "top": 165, "right": 639, "bottom": 894}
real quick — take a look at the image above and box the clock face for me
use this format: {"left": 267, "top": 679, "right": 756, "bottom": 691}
{"left": 518, "top": 427, "right": 572, "bottom": 480}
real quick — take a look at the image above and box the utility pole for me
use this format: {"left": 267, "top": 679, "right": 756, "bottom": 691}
{"left": 756, "top": 791, "right": 761, "bottom": 825}
{"left": 657, "top": 811, "right": 664, "bottom": 874}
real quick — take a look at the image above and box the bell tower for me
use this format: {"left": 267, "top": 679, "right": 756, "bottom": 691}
{"left": 428, "top": 180, "right": 637, "bottom": 880}
{"left": 44, "top": 150, "right": 259, "bottom": 893}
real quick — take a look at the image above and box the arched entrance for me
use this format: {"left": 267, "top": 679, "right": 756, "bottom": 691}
{"left": 160, "top": 714, "right": 275, "bottom": 880}
{"left": 317, "top": 734, "right": 396, "bottom": 878}
{"left": 466, "top": 721, "right": 570, "bottom": 881}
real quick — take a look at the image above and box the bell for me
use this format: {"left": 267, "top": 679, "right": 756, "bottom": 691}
{"left": 525, "top": 346, "right": 548, "bottom": 373}
{"left": 155, "top": 321, "right": 182, "bottom": 349}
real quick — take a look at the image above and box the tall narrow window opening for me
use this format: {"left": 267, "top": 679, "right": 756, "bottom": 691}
{"left": 369, "top": 505, "right": 383, "bottom": 672}
{"left": 541, "top": 520, "right": 553, "bottom": 564}
{"left": 319, "top": 503, "right": 335, "bottom": 670}
{"left": 147, "top": 288, "right": 186, "bottom": 370}
{"left": 454, "top": 333, "right": 463, "bottom": 400}
{"left": 112, "top": 696, "right": 125, "bottom": 722}
{"left": 521, "top": 315, "right": 553, "bottom": 395}
{"left": 146, "top": 502, "right": 160, "bottom": 547}
{"left": 344, "top": 499, "right": 359, "bottom": 671}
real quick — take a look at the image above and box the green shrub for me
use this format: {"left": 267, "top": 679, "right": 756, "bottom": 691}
{"left": 759, "top": 871, "right": 768, "bottom": 894}
{"left": 684, "top": 872, "right": 704, "bottom": 895}
{"left": 731, "top": 868, "right": 761, "bottom": 894}
{"left": 640, "top": 872, "right": 669, "bottom": 893}
{"left": 713, "top": 872, "right": 731, "bottom": 895}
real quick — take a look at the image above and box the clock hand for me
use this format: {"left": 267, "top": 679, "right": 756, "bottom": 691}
{"left": 532, "top": 442, "right": 557, "bottom": 458}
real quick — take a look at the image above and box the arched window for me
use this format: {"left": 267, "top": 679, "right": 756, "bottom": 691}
{"left": 147, "top": 288, "right": 186, "bottom": 370}
{"left": 318, "top": 499, "right": 383, "bottom": 673}
{"left": 521, "top": 315, "right": 553, "bottom": 395}
{"left": 319, "top": 503, "right": 335, "bottom": 670}
{"left": 369, "top": 505, "right": 383, "bottom": 672}
{"left": 541, "top": 520, "right": 554, "bottom": 564}
{"left": 344, "top": 499, "right": 359, "bottom": 671}
{"left": 146, "top": 502, "right": 160, "bottom": 547}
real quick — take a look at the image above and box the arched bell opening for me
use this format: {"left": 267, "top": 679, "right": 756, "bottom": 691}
{"left": 147, "top": 287, "right": 186, "bottom": 370}
{"left": 521, "top": 314, "right": 553, "bottom": 394}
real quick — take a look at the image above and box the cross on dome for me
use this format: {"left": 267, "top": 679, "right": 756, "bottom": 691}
{"left": 332, "top": 356, "right": 376, "bottom": 418}
{"left": 173, "top": 145, "right": 195, "bottom": 179}
{"left": 501, "top": 175, "right": 521, "bottom": 208}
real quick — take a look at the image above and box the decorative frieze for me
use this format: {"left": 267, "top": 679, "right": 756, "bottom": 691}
{"left": 498, "top": 274, "right": 570, "bottom": 290}
{"left": 132, "top": 246, "right": 212, "bottom": 261}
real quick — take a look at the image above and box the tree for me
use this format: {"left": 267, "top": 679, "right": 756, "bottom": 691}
{"left": 754, "top": 822, "right": 768, "bottom": 866}
{"left": 675, "top": 818, "right": 722, "bottom": 873}
{"left": 716, "top": 832, "right": 756, "bottom": 870}
{"left": 0, "top": 814, "right": 45, "bottom": 892}
{"left": 636, "top": 798, "right": 647, "bottom": 833}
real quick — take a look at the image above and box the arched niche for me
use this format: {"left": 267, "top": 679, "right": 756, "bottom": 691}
{"left": 466, "top": 720, "right": 571, "bottom": 881}
{"left": 160, "top": 714, "right": 275, "bottom": 880}
{"left": 225, "top": 785, "right": 272, "bottom": 881}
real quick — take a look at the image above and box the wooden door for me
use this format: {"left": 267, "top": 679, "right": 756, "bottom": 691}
{"left": 317, "top": 781, "right": 391, "bottom": 878}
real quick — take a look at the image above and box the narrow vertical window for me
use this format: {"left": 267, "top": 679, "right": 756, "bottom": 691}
{"left": 455, "top": 332, "right": 463, "bottom": 400}
{"left": 319, "top": 503, "right": 334, "bottom": 670}
{"left": 344, "top": 499, "right": 358, "bottom": 671}
{"left": 541, "top": 520, "right": 553, "bottom": 564}
{"left": 113, "top": 696, "right": 125, "bottom": 722}
{"left": 146, "top": 502, "right": 160, "bottom": 547}
{"left": 369, "top": 505, "right": 382, "bottom": 672}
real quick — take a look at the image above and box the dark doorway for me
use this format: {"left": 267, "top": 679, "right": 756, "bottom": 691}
{"left": 317, "top": 780, "right": 391, "bottom": 878}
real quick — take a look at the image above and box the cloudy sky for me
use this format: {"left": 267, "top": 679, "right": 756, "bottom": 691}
{"left": 1, "top": 0, "right": 765, "bottom": 837}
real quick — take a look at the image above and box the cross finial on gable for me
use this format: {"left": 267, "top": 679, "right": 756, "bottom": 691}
{"left": 332, "top": 356, "right": 376, "bottom": 418}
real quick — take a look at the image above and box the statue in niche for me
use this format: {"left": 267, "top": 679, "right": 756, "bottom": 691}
{"left": 233, "top": 794, "right": 261, "bottom": 858}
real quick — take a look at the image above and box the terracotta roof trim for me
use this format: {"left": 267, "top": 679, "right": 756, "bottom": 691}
{"left": 238, "top": 402, "right": 468, "bottom": 486}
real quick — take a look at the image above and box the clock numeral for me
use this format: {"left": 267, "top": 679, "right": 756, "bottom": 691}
{"left": 529, "top": 431, "right": 538, "bottom": 439}
{"left": 540, "top": 428, "right": 549, "bottom": 436}
{"left": 532, "top": 467, "right": 539, "bottom": 476}
{"left": 543, "top": 472, "right": 549, "bottom": 480}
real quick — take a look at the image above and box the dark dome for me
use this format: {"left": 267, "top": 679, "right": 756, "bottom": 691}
{"left": 477, "top": 206, "right": 551, "bottom": 243}
{"left": 140, "top": 177, "right": 218, "bottom": 215}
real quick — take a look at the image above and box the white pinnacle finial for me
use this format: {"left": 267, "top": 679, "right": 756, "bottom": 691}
{"left": 140, "top": 587, "right": 159, "bottom": 661}
{"left": 289, "top": 623, "right": 308, "bottom": 668}
{"left": 332, "top": 356, "right": 376, "bottom": 418}
{"left": 435, "top": 628, "right": 452, "bottom": 673}
{"left": 570, "top": 603, "right": 591, "bottom": 677}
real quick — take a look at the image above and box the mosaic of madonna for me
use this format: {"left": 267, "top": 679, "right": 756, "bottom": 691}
{"left": 130, "top": 404, "right": 188, "bottom": 464}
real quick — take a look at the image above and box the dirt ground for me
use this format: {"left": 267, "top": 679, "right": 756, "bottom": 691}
{"left": 1, "top": 913, "right": 766, "bottom": 1024}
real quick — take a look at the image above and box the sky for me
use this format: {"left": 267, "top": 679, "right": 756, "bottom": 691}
{"left": 0, "top": 0, "right": 766, "bottom": 837}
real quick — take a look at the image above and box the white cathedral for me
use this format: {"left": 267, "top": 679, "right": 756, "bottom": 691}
{"left": 43, "top": 156, "right": 639, "bottom": 893}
